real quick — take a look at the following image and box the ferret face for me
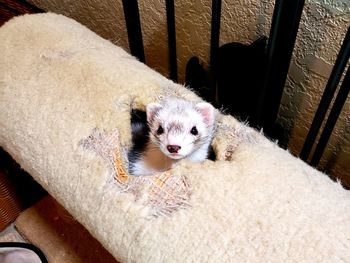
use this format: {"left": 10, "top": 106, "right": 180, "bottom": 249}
{"left": 146, "top": 98, "right": 215, "bottom": 160}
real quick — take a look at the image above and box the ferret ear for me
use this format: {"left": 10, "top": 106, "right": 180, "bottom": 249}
{"left": 195, "top": 102, "right": 215, "bottom": 126}
{"left": 146, "top": 102, "right": 163, "bottom": 123}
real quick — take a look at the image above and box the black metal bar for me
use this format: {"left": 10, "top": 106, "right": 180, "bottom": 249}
{"left": 310, "top": 65, "right": 350, "bottom": 167}
{"left": 300, "top": 27, "right": 350, "bottom": 161}
{"left": 256, "top": 0, "right": 305, "bottom": 127}
{"left": 210, "top": 0, "right": 222, "bottom": 102}
{"left": 165, "top": 0, "right": 178, "bottom": 82}
{"left": 121, "top": 0, "right": 145, "bottom": 62}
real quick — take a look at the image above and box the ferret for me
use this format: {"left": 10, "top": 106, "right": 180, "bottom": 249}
{"left": 128, "top": 97, "right": 216, "bottom": 176}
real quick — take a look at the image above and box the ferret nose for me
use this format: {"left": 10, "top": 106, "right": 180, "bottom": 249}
{"left": 167, "top": 145, "right": 181, "bottom": 153}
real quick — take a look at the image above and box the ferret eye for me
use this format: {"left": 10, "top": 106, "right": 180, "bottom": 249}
{"left": 156, "top": 125, "right": 164, "bottom": 135}
{"left": 190, "top": 126, "right": 198, "bottom": 135}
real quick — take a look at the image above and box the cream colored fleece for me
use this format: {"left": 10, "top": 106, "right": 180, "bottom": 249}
{"left": 1, "top": 13, "right": 349, "bottom": 263}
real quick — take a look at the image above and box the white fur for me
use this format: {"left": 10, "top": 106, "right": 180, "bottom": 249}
{"left": 147, "top": 97, "right": 216, "bottom": 162}
{"left": 130, "top": 97, "right": 216, "bottom": 176}
{"left": 129, "top": 158, "right": 159, "bottom": 176}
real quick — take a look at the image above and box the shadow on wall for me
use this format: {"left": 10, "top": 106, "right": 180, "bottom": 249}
{"left": 323, "top": 116, "right": 350, "bottom": 174}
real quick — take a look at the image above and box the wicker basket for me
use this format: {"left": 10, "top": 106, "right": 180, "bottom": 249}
{"left": 0, "top": 171, "right": 22, "bottom": 231}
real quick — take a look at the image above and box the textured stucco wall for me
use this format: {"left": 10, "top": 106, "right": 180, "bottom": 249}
{"left": 27, "top": 0, "right": 350, "bottom": 185}
{"left": 278, "top": 0, "right": 350, "bottom": 184}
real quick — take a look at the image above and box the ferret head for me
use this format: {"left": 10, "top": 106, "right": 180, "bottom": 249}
{"left": 146, "top": 97, "right": 216, "bottom": 160}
